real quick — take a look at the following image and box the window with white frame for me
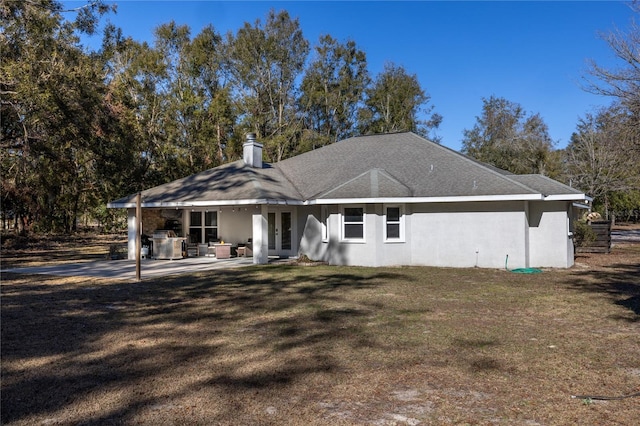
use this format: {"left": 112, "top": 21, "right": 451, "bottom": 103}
{"left": 189, "top": 211, "right": 218, "bottom": 243}
{"left": 321, "top": 206, "right": 329, "bottom": 242}
{"left": 384, "top": 205, "right": 404, "bottom": 241}
{"left": 342, "top": 206, "right": 364, "bottom": 241}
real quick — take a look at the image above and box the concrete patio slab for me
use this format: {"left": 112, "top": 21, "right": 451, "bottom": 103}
{"left": 1, "top": 256, "right": 256, "bottom": 280}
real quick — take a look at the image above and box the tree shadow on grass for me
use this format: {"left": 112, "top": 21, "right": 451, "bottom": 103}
{"left": 0, "top": 267, "right": 404, "bottom": 424}
{"left": 565, "top": 262, "right": 640, "bottom": 319}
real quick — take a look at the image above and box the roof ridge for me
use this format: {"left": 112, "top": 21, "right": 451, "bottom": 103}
{"left": 346, "top": 130, "right": 414, "bottom": 140}
{"left": 273, "top": 161, "right": 307, "bottom": 200}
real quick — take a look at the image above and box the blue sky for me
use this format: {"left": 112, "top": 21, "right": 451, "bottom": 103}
{"left": 66, "top": 1, "right": 636, "bottom": 152}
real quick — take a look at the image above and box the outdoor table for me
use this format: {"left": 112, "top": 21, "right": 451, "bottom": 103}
{"left": 213, "top": 243, "right": 232, "bottom": 259}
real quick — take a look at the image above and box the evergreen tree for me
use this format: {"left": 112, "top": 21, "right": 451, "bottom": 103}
{"left": 358, "top": 63, "right": 441, "bottom": 140}
{"left": 461, "top": 96, "right": 555, "bottom": 175}
{"left": 227, "top": 9, "right": 309, "bottom": 162}
{"left": 299, "top": 35, "right": 369, "bottom": 148}
{"left": 1, "top": 0, "right": 114, "bottom": 231}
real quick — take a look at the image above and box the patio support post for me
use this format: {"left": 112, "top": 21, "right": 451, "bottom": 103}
{"left": 135, "top": 192, "right": 141, "bottom": 281}
{"left": 252, "top": 205, "right": 269, "bottom": 264}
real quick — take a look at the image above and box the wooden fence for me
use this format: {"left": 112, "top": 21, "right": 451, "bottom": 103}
{"left": 576, "top": 221, "right": 611, "bottom": 254}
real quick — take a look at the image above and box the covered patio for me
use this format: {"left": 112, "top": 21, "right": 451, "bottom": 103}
{"left": 109, "top": 136, "right": 302, "bottom": 264}
{"left": 129, "top": 203, "right": 297, "bottom": 264}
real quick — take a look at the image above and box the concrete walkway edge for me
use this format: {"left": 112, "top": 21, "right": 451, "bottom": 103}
{"left": 1, "top": 257, "right": 256, "bottom": 280}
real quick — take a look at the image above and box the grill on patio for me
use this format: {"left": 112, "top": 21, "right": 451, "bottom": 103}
{"left": 152, "top": 230, "right": 186, "bottom": 260}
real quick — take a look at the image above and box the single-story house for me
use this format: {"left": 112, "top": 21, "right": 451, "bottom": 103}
{"left": 108, "top": 132, "right": 590, "bottom": 269}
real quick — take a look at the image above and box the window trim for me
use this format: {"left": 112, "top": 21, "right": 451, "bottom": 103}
{"left": 384, "top": 204, "right": 405, "bottom": 243}
{"left": 341, "top": 205, "right": 365, "bottom": 242}
{"left": 321, "top": 206, "right": 329, "bottom": 242}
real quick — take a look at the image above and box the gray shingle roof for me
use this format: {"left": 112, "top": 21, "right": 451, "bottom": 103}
{"left": 275, "top": 132, "right": 539, "bottom": 199}
{"left": 508, "top": 174, "right": 584, "bottom": 196}
{"left": 109, "top": 160, "right": 302, "bottom": 206}
{"left": 109, "top": 132, "right": 586, "bottom": 207}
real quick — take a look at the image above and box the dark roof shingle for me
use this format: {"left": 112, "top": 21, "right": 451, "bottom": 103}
{"left": 275, "top": 132, "right": 540, "bottom": 199}
{"left": 109, "top": 132, "right": 586, "bottom": 207}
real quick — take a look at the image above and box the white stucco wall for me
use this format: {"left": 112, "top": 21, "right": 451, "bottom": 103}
{"left": 409, "top": 201, "right": 528, "bottom": 269}
{"left": 126, "top": 200, "right": 574, "bottom": 268}
{"left": 217, "top": 208, "right": 253, "bottom": 245}
{"left": 252, "top": 205, "right": 268, "bottom": 264}
{"left": 373, "top": 204, "right": 412, "bottom": 267}
{"left": 335, "top": 206, "right": 375, "bottom": 266}
{"left": 299, "top": 201, "right": 534, "bottom": 269}
{"left": 298, "top": 206, "right": 325, "bottom": 259}
{"left": 528, "top": 201, "right": 573, "bottom": 268}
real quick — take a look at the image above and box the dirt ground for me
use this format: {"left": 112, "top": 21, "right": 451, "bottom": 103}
{"left": 1, "top": 229, "right": 639, "bottom": 425}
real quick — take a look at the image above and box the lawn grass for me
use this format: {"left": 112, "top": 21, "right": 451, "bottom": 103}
{"left": 1, "top": 238, "right": 639, "bottom": 425}
{"left": 1, "top": 233, "right": 127, "bottom": 268}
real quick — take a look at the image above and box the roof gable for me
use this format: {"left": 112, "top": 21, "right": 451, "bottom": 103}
{"left": 318, "top": 168, "right": 412, "bottom": 199}
{"left": 276, "top": 132, "right": 540, "bottom": 200}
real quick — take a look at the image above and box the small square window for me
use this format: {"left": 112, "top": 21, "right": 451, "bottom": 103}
{"left": 190, "top": 211, "right": 202, "bottom": 226}
{"left": 344, "top": 224, "right": 363, "bottom": 239}
{"left": 205, "top": 211, "right": 217, "bottom": 226}
{"left": 387, "top": 207, "right": 400, "bottom": 222}
{"left": 387, "top": 223, "right": 400, "bottom": 239}
{"left": 344, "top": 208, "right": 363, "bottom": 223}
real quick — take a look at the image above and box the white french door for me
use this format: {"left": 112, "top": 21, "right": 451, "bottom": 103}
{"left": 268, "top": 209, "right": 293, "bottom": 257}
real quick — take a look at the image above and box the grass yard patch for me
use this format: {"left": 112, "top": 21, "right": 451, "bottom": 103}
{"left": 2, "top": 235, "right": 639, "bottom": 425}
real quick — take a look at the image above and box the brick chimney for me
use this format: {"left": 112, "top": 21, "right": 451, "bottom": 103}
{"left": 243, "top": 132, "right": 263, "bottom": 168}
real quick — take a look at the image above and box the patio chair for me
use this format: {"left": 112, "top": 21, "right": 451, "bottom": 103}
{"left": 237, "top": 239, "right": 253, "bottom": 257}
{"left": 186, "top": 243, "right": 198, "bottom": 257}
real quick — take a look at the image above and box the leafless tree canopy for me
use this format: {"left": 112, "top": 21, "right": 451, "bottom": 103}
{"left": 585, "top": 2, "right": 640, "bottom": 137}
{"left": 566, "top": 105, "right": 639, "bottom": 201}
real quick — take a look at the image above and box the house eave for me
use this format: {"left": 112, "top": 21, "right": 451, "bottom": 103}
{"left": 572, "top": 202, "right": 591, "bottom": 210}
{"left": 107, "top": 199, "right": 304, "bottom": 209}
{"left": 544, "top": 194, "right": 590, "bottom": 202}
{"left": 107, "top": 193, "right": 590, "bottom": 209}
{"left": 305, "top": 194, "right": 545, "bottom": 205}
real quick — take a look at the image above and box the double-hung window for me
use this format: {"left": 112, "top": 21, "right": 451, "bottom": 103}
{"left": 384, "top": 205, "right": 404, "bottom": 242}
{"left": 342, "top": 206, "right": 364, "bottom": 241}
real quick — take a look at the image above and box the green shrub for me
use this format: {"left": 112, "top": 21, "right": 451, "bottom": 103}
{"left": 574, "top": 221, "right": 597, "bottom": 247}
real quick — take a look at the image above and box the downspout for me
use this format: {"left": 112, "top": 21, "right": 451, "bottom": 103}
{"left": 524, "top": 200, "right": 530, "bottom": 268}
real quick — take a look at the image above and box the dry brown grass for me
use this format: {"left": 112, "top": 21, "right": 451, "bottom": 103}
{"left": 1, "top": 233, "right": 127, "bottom": 269}
{"left": 1, "top": 233, "right": 639, "bottom": 425}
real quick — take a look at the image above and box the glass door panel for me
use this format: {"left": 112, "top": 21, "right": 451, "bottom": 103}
{"left": 281, "top": 212, "right": 292, "bottom": 250}
{"left": 268, "top": 212, "right": 276, "bottom": 250}
{"left": 267, "top": 210, "right": 294, "bottom": 257}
